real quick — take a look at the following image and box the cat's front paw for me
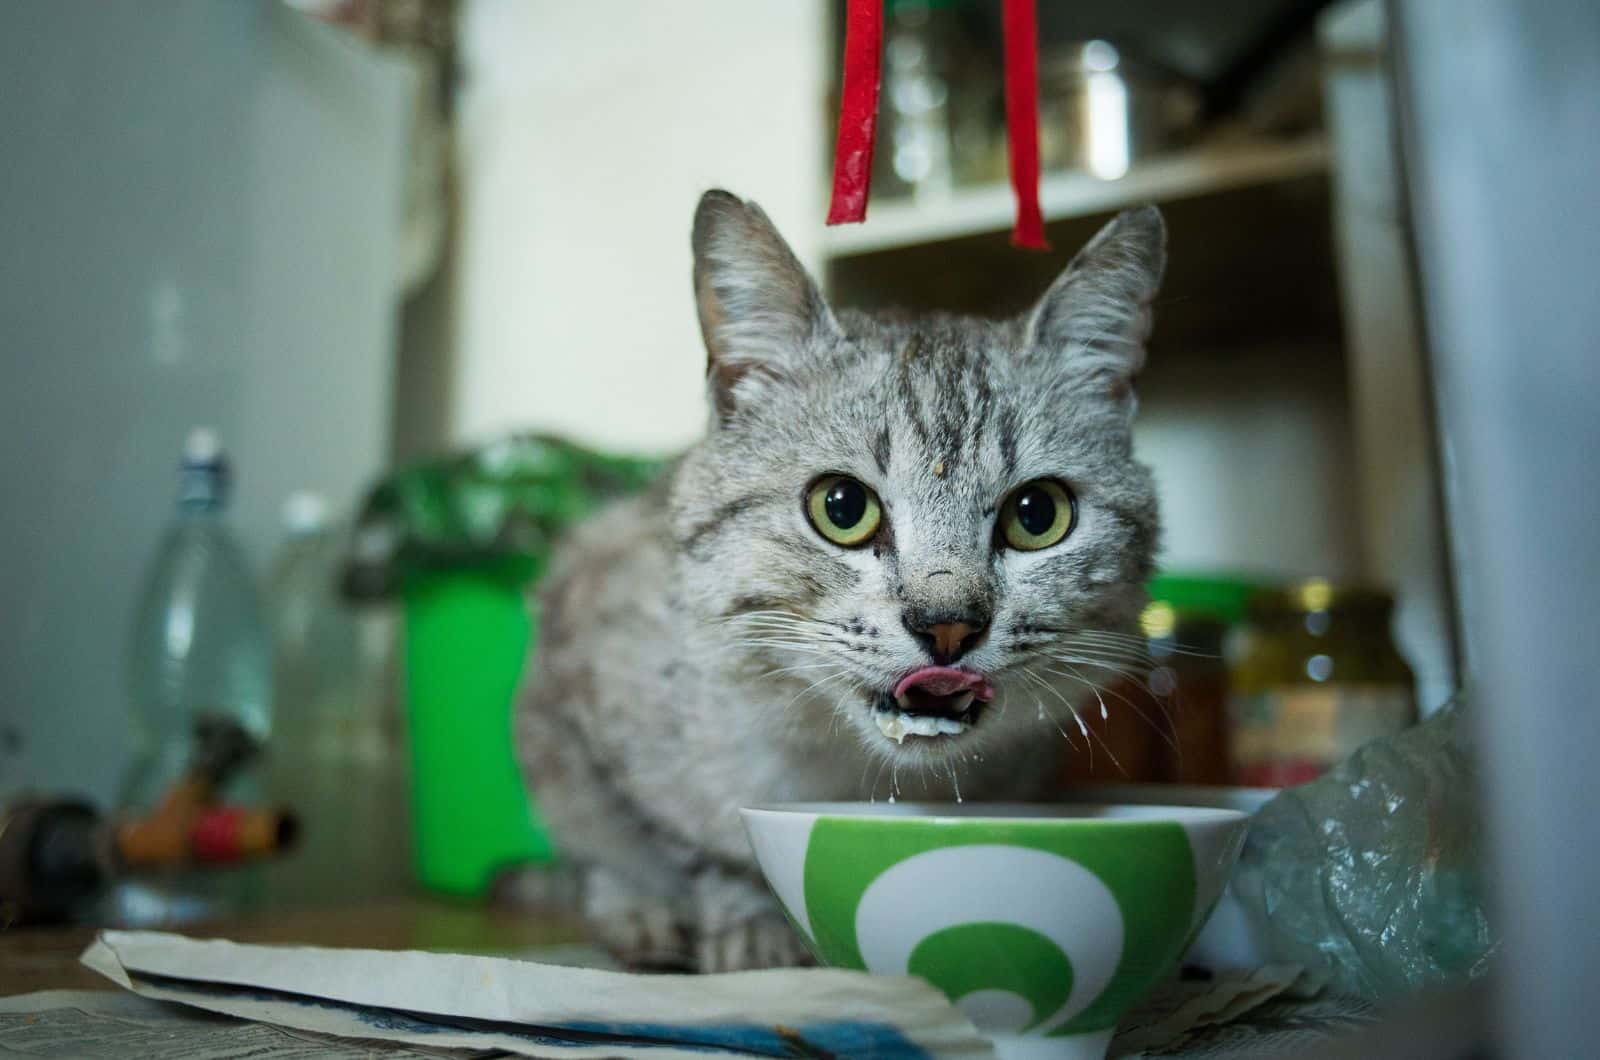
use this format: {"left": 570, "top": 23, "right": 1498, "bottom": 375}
{"left": 696, "top": 912, "right": 814, "bottom": 973}
{"left": 583, "top": 867, "right": 693, "bottom": 971}
{"left": 591, "top": 901, "right": 694, "bottom": 971}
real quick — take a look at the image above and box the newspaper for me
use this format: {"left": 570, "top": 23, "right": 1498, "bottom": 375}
{"left": 1109, "top": 966, "right": 1377, "bottom": 1059}
{"left": 0, "top": 978, "right": 1379, "bottom": 1060}
{"left": 0, "top": 934, "right": 1377, "bottom": 1060}
{"left": 0, "top": 990, "right": 469, "bottom": 1058}
{"left": 78, "top": 930, "right": 995, "bottom": 1058}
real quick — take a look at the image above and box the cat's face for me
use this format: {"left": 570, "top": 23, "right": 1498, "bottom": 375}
{"left": 672, "top": 191, "right": 1164, "bottom": 769}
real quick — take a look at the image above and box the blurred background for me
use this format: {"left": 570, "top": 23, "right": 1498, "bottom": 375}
{"left": 0, "top": 0, "right": 1452, "bottom": 903}
{"left": 4, "top": 2, "right": 1595, "bottom": 1048}
{"left": 1, "top": 0, "right": 1449, "bottom": 832}
{"left": 9, "top": 0, "right": 1600, "bottom": 1050}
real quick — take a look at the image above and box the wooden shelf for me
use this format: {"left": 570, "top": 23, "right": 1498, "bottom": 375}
{"left": 821, "top": 136, "right": 1329, "bottom": 259}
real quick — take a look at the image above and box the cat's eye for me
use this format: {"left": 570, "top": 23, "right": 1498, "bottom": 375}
{"left": 998, "top": 479, "right": 1076, "bottom": 551}
{"left": 805, "top": 475, "right": 882, "bottom": 548}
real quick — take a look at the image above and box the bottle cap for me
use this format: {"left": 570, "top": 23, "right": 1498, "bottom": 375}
{"left": 281, "top": 491, "right": 328, "bottom": 535}
{"left": 182, "top": 427, "right": 224, "bottom": 468}
{"left": 178, "top": 427, "right": 230, "bottom": 507}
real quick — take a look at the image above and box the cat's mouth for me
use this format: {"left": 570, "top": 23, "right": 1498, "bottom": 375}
{"left": 873, "top": 667, "right": 995, "bottom": 744}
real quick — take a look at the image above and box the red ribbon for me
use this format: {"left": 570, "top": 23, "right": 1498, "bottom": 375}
{"left": 826, "top": 0, "right": 1045, "bottom": 249}
{"left": 1002, "top": 0, "right": 1048, "bottom": 249}
{"left": 826, "top": 0, "right": 884, "bottom": 225}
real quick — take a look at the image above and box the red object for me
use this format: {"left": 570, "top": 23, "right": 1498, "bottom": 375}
{"left": 827, "top": 0, "right": 884, "bottom": 225}
{"left": 1001, "top": 0, "right": 1048, "bottom": 249}
{"left": 190, "top": 806, "right": 247, "bottom": 863}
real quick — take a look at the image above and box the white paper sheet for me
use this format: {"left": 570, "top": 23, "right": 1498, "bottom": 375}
{"left": 80, "top": 930, "right": 994, "bottom": 1058}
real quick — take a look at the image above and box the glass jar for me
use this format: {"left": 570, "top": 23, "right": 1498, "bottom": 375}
{"left": 1057, "top": 574, "right": 1254, "bottom": 788}
{"left": 864, "top": 0, "right": 967, "bottom": 202}
{"left": 1141, "top": 575, "right": 1258, "bottom": 786}
{"left": 1228, "top": 579, "right": 1418, "bottom": 787}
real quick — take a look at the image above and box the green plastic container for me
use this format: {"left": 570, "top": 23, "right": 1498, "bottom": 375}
{"left": 403, "top": 558, "right": 554, "bottom": 896}
{"left": 345, "top": 436, "right": 667, "bottom": 899}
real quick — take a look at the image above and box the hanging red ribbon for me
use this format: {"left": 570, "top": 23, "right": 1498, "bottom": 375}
{"left": 826, "top": 0, "right": 884, "bottom": 225}
{"left": 1001, "top": 0, "right": 1048, "bottom": 249}
{"left": 826, "top": 0, "right": 1045, "bottom": 248}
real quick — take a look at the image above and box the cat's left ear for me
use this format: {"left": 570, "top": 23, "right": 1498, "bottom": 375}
{"left": 1023, "top": 205, "right": 1166, "bottom": 403}
{"left": 692, "top": 190, "right": 839, "bottom": 421}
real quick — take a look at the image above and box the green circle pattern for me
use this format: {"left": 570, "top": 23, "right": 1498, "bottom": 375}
{"left": 802, "top": 818, "right": 1197, "bottom": 1035}
{"left": 908, "top": 922, "right": 1073, "bottom": 1032}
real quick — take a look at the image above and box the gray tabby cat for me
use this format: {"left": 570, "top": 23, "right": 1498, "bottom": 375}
{"left": 514, "top": 190, "right": 1166, "bottom": 972}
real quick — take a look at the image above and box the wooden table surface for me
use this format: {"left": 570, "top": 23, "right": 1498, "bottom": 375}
{"left": 0, "top": 896, "right": 587, "bottom": 997}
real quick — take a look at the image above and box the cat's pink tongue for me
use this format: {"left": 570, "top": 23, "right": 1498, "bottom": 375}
{"left": 893, "top": 667, "right": 994, "bottom": 702}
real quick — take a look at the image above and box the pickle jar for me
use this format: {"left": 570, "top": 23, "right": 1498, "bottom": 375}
{"left": 1227, "top": 578, "right": 1417, "bottom": 787}
{"left": 1141, "top": 574, "right": 1258, "bottom": 786}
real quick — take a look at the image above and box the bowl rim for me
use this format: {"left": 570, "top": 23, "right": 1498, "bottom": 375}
{"left": 740, "top": 801, "right": 1248, "bottom": 825}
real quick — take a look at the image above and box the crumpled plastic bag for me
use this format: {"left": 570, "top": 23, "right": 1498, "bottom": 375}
{"left": 1232, "top": 697, "right": 1498, "bottom": 999}
{"left": 340, "top": 434, "right": 667, "bottom": 599}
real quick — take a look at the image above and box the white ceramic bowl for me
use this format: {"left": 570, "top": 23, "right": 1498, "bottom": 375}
{"left": 742, "top": 802, "right": 1249, "bottom": 1060}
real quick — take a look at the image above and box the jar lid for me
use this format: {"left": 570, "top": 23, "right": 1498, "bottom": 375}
{"left": 1250, "top": 577, "right": 1394, "bottom": 617}
{"left": 1146, "top": 573, "right": 1262, "bottom": 626}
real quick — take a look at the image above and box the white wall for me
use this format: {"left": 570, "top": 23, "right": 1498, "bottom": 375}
{"left": 451, "top": 0, "right": 828, "bottom": 454}
{"left": 0, "top": 2, "right": 412, "bottom": 803}
{"left": 1137, "top": 345, "right": 1364, "bottom": 580}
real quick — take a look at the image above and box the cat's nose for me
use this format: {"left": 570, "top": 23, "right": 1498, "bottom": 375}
{"left": 904, "top": 610, "right": 990, "bottom": 665}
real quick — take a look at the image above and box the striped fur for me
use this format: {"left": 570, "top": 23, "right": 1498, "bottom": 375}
{"left": 515, "top": 191, "right": 1167, "bottom": 972}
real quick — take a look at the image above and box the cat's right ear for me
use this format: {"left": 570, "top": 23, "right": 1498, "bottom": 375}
{"left": 1023, "top": 205, "right": 1166, "bottom": 405}
{"left": 693, "top": 190, "right": 837, "bottom": 421}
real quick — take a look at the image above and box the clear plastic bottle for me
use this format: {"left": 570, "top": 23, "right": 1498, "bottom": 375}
{"left": 114, "top": 428, "right": 272, "bottom": 923}
{"left": 266, "top": 492, "right": 361, "bottom": 750}
{"left": 263, "top": 492, "right": 408, "bottom": 906}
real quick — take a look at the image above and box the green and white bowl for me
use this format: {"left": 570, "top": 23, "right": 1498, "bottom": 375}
{"left": 741, "top": 803, "right": 1249, "bottom": 1060}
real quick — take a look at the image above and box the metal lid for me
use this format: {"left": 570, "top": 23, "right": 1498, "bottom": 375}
{"left": 1249, "top": 577, "right": 1394, "bottom": 617}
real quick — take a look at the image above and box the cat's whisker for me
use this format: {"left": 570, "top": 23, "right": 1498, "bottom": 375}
{"left": 719, "top": 620, "right": 820, "bottom": 635}
{"left": 776, "top": 667, "right": 857, "bottom": 712}
{"left": 1016, "top": 666, "right": 1076, "bottom": 712}
{"left": 1033, "top": 686, "right": 1094, "bottom": 752}
{"left": 1080, "top": 638, "right": 1213, "bottom": 661}
{"left": 1036, "top": 699, "right": 1079, "bottom": 752}
{"left": 1045, "top": 663, "right": 1131, "bottom": 777}
{"left": 1046, "top": 651, "right": 1177, "bottom": 734}
{"left": 731, "top": 623, "right": 828, "bottom": 639}
{"left": 729, "top": 637, "right": 833, "bottom": 653}
{"left": 716, "top": 609, "right": 810, "bottom": 626}
{"left": 1013, "top": 673, "right": 1080, "bottom": 750}
{"left": 1062, "top": 630, "right": 1158, "bottom": 654}
{"left": 729, "top": 615, "right": 829, "bottom": 631}
{"left": 721, "top": 617, "right": 838, "bottom": 641}
{"left": 1066, "top": 627, "right": 1148, "bottom": 643}
{"left": 1057, "top": 647, "right": 1153, "bottom": 671}
{"left": 1063, "top": 629, "right": 1151, "bottom": 648}
{"left": 722, "top": 637, "right": 835, "bottom": 656}
{"left": 725, "top": 633, "right": 829, "bottom": 646}
{"left": 760, "top": 659, "right": 852, "bottom": 681}
{"left": 1046, "top": 650, "right": 1154, "bottom": 687}
{"left": 1041, "top": 664, "right": 1180, "bottom": 754}
{"left": 1067, "top": 628, "right": 1217, "bottom": 662}
{"left": 870, "top": 754, "right": 893, "bottom": 802}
